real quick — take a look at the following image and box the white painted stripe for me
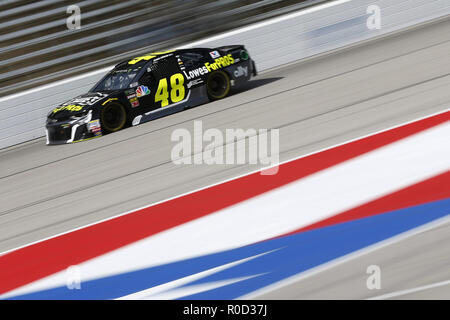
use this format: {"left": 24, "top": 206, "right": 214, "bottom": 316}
{"left": 241, "top": 216, "right": 450, "bottom": 300}
{"left": 3, "top": 120, "right": 449, "bottom": 299}
{"left": 144, "top": 276, "right": 262, "bottom": 301}
{"left": 118, "top": 250, "right": 276, "bottom": 300}
{"left": 368, "top": 279, "right": 450, "bottom": 300}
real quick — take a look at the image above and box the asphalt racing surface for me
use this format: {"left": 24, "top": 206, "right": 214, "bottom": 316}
{"left": 1, "top": 17, "right": 449, "bottom": 298}
{"left": 252, "top": 219, "right": 450, "bottom": 300}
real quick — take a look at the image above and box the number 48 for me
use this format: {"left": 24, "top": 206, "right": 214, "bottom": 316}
{"left": 155, "top": 73, "right": 185, "bottom": 107}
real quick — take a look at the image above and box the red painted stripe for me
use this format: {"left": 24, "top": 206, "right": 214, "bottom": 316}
{"left": 0, "top": 111, "right": 448, "bottom": 295}
{"left": 281, "top": 170, "right": 450, "bottom": 236}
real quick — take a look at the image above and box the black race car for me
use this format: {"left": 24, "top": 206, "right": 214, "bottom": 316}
{"left": 45, "top": 46, "right": 257, "bottom": 144}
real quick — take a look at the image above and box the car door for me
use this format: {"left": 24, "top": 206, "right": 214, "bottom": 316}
{"left": 178, "top": 51, "right": 209, "bottom": 89}
{"left": 133, "top": 70, "right": 156, "bottom": 113}
{"left": 149, "top": 55, "right": 187, "bottom": 110}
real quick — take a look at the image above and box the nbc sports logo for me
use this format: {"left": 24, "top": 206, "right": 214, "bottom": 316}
{"left": 136, "top": 85, "right": 150, "bottom": 97}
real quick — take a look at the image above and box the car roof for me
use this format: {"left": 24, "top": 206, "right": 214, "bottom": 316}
{"left": 114, "top": 50, "right": 177, "bottom": 68}
{"left": 114, "top": 48, "right": 213, "bottom": 68}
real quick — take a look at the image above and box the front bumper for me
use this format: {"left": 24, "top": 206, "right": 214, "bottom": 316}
{"left": 45, "top": 117, "right": 102, "bottom": 145}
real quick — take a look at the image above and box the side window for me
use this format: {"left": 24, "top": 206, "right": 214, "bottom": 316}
{"left": 152, "top": 56, "right": 180, "bottom": 79}
{"left": 180, "top": 53, "right": 204, "bottom": 68}
{"left": 139, "top": 71, "right": 153, "bottom": 86}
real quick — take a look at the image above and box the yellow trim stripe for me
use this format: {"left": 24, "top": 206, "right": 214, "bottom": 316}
{"left": 72, "top": 135, "right": 102, "bottom": 143}
{"left": 102, "top": 98, "right": 118, "bottom": 106}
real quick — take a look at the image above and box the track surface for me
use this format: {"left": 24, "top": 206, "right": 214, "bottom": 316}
{"left": 0, "top": 18, "right": 449, "bottom": 298}
{"left": 252, "top": 219, "right": 450, "bottom": 300}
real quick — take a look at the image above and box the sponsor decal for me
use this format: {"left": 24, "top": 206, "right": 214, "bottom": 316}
{"left": 136, "top": 85, "right": 150, "bottom": 97}
{"left": 129, "top": 97, "right": 140, "bottom": 108}
{"left": 183, "top": 66, "right": 209, "bottom": 80}
{"left": 126, "top": 89, "right": 136, "bottom": 99}
{"left": 205, "top": 54, "right": 235, "bottom": 72}
{"left": 129, "top": 82, "right": 138, "bottom": 88}
{"left": 88, "top": 119, "right": 102, "bottom": 136}
{"left": 60, "top": 93, "right": 108, "bottom": 108}
{"left": 209, "top": 50, "right": 221, "bottom": 59}
{"left": 187, "top": 79, "right": 203, "bottom": 88}
{"left": 128, "top": 50, "right": 175, "bottom": 65}
{"left": 128, "top": 55, "right": 156, "bottom": 65}
{"left": 177, "top": 56, "right": 185, "bottom": 70}
{"left": 234, "top": 66, "right": 248, "bottom": 78}
{"left": 52, "top": 105, "right": 83, "bottom": 113}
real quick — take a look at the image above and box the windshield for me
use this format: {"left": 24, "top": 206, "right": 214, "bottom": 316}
{"left": 91, "top": 66, "right": 143, "bottom": 91}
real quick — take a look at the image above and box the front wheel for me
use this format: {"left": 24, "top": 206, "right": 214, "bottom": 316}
{"left": 206, "top": 70, "right": 231, "bottom": 100}
{"left": 100, "top": 102, "right": 127, "bottom": 133}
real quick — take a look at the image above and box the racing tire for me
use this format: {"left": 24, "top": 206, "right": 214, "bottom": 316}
{"left": 206, "top": 70, "right": 231, "bottom": 100}
{"left": 100, "top": 101, "right": 127, "bottom": 133}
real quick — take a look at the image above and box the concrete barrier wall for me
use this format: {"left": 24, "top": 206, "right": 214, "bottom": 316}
{"left": 1, "top": 0, "right": 449, "bottom": 149}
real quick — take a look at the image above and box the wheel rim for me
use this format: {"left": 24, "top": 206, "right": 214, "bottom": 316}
{"left": 101, "top": 103, "right": 126, "bottom": 132}
{"left": 208, "top": 72, "right": 230, "bottom": 99}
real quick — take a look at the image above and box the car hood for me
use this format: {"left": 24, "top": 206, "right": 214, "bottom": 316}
{"left": 48, "top": 92, "right": 112, "bottom": 120}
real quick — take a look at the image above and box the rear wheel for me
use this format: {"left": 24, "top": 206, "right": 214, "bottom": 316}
{"left": 206, "top": 70, "right": 231, "bottom": 100}
{"left": 100, "top": 102, "right": 127, "bottom": 133}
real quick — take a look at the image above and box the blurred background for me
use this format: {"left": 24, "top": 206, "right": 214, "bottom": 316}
{"left": 0, "top": 0, "right": 326, "bottom": 97}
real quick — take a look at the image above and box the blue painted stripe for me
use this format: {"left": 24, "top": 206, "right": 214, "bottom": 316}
{"left": 8, "top": 198, "right": 450, "bottom": 300}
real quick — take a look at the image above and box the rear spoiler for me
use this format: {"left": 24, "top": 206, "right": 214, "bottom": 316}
{"left": 216, "top": 45, "right": 245, "bottom": 54}
{"left": 216, "top": 45, "right": 256, "bottom": 76}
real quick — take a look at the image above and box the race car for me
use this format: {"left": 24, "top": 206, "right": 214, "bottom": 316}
{"left": 45, "top": 46, "right": 257, "bottom": 144}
